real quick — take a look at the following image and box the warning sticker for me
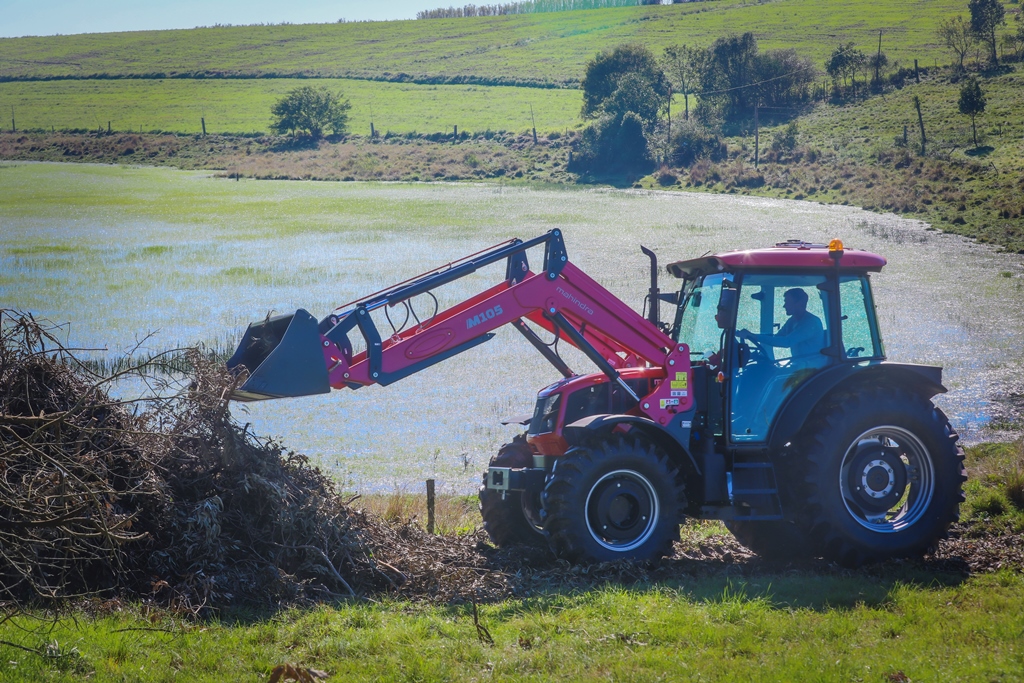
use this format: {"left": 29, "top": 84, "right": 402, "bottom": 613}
{"left": 660, "top": 398, "right": 680, "bottom": 409}
{"left": 671, "top": 373, "right": 688, "bottom": 390}
{"left": 670, "top": 390, "right": 688, "bottom": 398}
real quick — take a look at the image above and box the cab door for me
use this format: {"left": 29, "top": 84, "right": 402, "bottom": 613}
{"left": 674, "top": 272, "right": 733, "bottom": 437}
{"left": 728, "top": 273, "right": 834, "bottom": 443}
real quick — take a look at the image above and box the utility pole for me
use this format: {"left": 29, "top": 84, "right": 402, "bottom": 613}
{"left": 530, "top": 103, "right": 538, "bottom": 145}
{"left": 10, "top": 106, "right": 14, "bottom": 133}
{"left": 875, "top": 30, "right": 883, "bottom": 84}
{"left": 754, "top": 101, "right": 759, "bottom": 169}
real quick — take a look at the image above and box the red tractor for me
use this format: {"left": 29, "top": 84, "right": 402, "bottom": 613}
{"left": 227, "top": 230, "right": 965, "bottom": 567}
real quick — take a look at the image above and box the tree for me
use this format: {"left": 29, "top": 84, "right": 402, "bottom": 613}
{"left": 937, "top": 15, "right": 976, "bottom": 72}
{"left": 968, "top": 0, "right": 1006, "bottom": 65}
{"left": 603, "top": 72, "right": 663, "bottom": 126}
{"left": 270, "top": 85, "right": 351, "bottom": 139}
{"left": 826, "top": 43, "right": 866, "bottom": 94}
{"left": 663, "top": 44, "right": 700, "bottom": 120}
{"left": 1003, "top": 12, "right": 1024, "bottom": 62}
{"left": 575, "top": 44, "right": 670, "bottom": 172}
{"left": 580, "top": 44, "right": 669, "bottom": 122}
{"left": 958, "top": 76, "right": 986, "bottom": 148}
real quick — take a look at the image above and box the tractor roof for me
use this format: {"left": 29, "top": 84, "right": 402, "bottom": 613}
{"left": 666, "top": 240, "right": 886, "bottom": 279}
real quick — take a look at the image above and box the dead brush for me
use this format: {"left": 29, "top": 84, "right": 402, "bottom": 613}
{"left": 0, "top": 309, "right": 375, "bottom": 609}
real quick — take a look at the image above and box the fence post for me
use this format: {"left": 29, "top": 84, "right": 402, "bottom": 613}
{"left": 426, "top": 479, "right": 435, "bottom": 534}
{"left": 201, "top": 117, "right": 207, "bottom": 136}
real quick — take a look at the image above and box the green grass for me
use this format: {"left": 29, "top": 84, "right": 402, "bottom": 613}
{"left": 0, "top": 0, "right": 971, "bottom": 86}
{"left": 0, "top": 571, "right": 1022, "bottom": 682}
{"left": 0, "top": 78, "right": 584, "bottom": 135}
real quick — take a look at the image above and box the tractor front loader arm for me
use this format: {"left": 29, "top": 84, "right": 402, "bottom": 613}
{"left": 227, "top": 230, "right": 694, "bottom": 426}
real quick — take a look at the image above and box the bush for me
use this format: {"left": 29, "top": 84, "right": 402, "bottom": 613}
{"left": 770, "top": 122, "right": 799, "bottom": 155}
{"left": 572, "top": 112, "right": 652, "bottom": 173}
{"left": 670, "top": 120, "right": 727, "bottom": 167}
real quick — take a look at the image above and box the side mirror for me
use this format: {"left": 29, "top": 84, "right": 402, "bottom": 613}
{"left": 717, "top": 286, "right": 738, "bottom": 329}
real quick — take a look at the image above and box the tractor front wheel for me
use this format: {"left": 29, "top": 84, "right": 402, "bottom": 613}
{"left": 797, "top": 390, "right": 966, "bottom": 567}
{"left": 479, "top": 435, "right": 546, "bottom": 548}
{"left": 541, "top": 437, "right": 686, "bottom": 563}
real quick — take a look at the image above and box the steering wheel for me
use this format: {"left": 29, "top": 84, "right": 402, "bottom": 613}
{"left": 738, "top": 333, "right": 774, "bottom": 367}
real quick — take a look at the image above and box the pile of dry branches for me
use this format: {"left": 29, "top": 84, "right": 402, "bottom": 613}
{"left": 0, "top": 310, "right": 382, "bottom": 609}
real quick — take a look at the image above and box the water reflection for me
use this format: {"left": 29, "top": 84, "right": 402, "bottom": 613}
{"left": 3, "top": 177, "right": 1022, "bottom": 492}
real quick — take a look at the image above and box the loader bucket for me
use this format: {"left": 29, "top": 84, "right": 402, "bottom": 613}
{"left": 226, "top": 309, "right": 330, "bottom": 401}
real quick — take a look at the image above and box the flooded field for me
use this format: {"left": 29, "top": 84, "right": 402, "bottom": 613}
{"left": 2, "top": 162, "right": 1022, "bottom": 493}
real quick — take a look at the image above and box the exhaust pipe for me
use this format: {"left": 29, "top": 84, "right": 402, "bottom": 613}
{"left": 226, "top": 309, "right": 332, "bottom": 401}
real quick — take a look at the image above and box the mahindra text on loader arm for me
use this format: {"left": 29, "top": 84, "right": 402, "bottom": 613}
{"left": 227, "top": 230, "right": 966, "bottom": 566}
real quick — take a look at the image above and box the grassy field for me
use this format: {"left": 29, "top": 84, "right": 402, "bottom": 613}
{"left": 0, "top": 78, "right": 584, "bottom": 136}
{"left": 0, "top": 0, "right": 968, "bottom": 85}
{"left": 0, "top": 572, "right": 1022, "bottom": 682}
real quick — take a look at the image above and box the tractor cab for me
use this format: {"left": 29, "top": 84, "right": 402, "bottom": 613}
{"left": 667, "top": 240, "right": 887, "bottom": 446}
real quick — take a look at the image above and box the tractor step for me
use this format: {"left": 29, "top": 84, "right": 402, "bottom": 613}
{"left": 729, "top": 459, "right": 784, "bottom": 520}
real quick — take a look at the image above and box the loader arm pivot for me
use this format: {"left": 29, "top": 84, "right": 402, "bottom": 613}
{"left": 228, "top": 230, "right": 694, "bottom": 426}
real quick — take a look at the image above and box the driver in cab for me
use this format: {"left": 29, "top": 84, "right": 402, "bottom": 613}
{"left": 737, "top": 288, "right": 825, "bottom": 367}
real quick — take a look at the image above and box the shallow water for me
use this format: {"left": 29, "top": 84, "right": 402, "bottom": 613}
{"left": 2, "top": 164, "right": 1022, "bottom": 493}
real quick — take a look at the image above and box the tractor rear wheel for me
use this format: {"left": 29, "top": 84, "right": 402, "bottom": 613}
{"left": 795, "top": 389, "right": 966, "bottom": 567}
{"left": 479, "top": 435, "right": 546, "bottom": 548}
{"left": 541, "top": 436, "right": 686, "bottom": 563}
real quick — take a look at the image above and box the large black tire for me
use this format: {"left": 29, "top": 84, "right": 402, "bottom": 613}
{"left": 793, "top": 389, "right": 966, "bottom": 567}
{"left": 541, "top": 436, "right": 686, "bottom": 563}
{"left": 479, "top": 435, "right": 546, "bottom": 548}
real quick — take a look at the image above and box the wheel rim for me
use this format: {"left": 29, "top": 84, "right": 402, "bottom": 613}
{"left": 584, "top": 469, "right": 659, "bottom": 552}
{"left": 520, "top": 492, "right": 545, "bottom": 535}
{"left": 839, "top": 426, "right": 935, "bottom": 534}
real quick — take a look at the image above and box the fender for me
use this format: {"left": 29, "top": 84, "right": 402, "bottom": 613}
{"left": 562, "top": 413, "right": 701, "bottom": 475}
{"left": 768, "top": 361, "right": 947, "bottom": 453}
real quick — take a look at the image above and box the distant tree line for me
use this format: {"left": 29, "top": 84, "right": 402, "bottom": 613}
{"left": 417, "top": 0, "right": 682, "bottom": 20}
{"left": 572, "top": 35, "right": 815, "bottom": 173}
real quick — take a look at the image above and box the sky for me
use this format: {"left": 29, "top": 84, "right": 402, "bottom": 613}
{"left": 0, "top": 1, "right": 432, "bottom": 38}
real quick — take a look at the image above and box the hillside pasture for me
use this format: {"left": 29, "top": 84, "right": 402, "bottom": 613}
{"left": 0, "top": 78, "right": 584, "bottom": 135}
{"left": 0, "top": 0, "right": 967, "bottom": 86}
